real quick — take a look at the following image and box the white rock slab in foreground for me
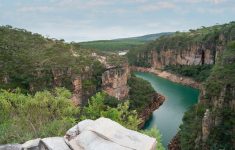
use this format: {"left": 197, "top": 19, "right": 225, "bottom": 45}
{"left": 65, "top": 117, "right": 157, "bottom": 150}
{"left": 41, "top": 137, "right": 70, "bottom": 150}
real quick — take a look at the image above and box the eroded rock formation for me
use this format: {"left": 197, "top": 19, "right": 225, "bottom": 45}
{"left": 102, "top": 65, "right": 130, "bottom": 100}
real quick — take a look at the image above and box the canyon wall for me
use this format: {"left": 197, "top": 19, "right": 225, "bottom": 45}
{"left": 137, "top": 42, "right": 225, "bottom": 69}
{"left": 101, "top": 64, "right": 129, "bottom": 100}
{"left": 132, "top": 31, "right": 231, "bottom": 69}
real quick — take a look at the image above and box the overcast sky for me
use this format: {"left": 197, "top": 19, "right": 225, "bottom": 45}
{"left": 0, "top": 0, "right": 235, "bottom": 42}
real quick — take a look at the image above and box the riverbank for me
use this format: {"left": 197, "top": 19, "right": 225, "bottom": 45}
{"left": 168, "top": 133, "right": 181, "bottom": 150}
{"left": 139, "top": 93, "right": 165, "bottom": 128}
{"left": 131, "top": 67, "right": 200, "bottom": 89}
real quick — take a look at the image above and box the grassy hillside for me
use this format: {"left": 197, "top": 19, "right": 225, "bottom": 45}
{"left": 117, "top": 32, "right": 172, "bottom": 41}
{"left": 79, "top": 32, "right": 171, "bottom": 52}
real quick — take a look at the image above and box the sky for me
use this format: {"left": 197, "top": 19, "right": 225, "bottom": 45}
{"left": 0, "top": 0, "right": 235, "bottom": 42}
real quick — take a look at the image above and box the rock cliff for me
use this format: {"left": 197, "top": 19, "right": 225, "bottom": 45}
{"left": 0, "top": 118, "right": 157, "bottom": 150}
{"left": 101, "top": 64, "right": 130, "bottom": 100}
{"left": 136, "top": 43, "right": 223, "bottom": 69}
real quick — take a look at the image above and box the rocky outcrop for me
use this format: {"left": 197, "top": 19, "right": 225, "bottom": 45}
{"left": 102, "top": 65, "right": 129, "bottom": 100}
{"left": 0, "top": 137, "right": 70, "bottom": 150}
{"left": 1, "top": 118, "right": 157, "bottom": 150}
{"left": 0, "top": 144, "right": 22, "bottom": 150}
{"left": 131, "top": 66, "right": 200, "bottom": 89}
{"left": 139, "top": 93, "right": 165, "bottom": 128}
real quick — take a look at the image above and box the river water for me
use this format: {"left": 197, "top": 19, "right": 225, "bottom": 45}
{"left": 135, "top": 72, "right": 199, "bottom": 148}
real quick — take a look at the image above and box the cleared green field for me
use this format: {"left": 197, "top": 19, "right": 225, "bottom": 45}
{"left": 79, "top": 39, "right": 145, "bottom": 52}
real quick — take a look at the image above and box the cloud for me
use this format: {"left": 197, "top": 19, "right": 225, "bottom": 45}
{"left": 18, "top": 6, "right": 54, "bottom": 13}
{"left": 176, "top": 0, "right": 227, "bottom": 4}
{"left": 138, "top": 1, "right": 176, "bottom": 12}
{"left": 56, "top": 0, "right": 113, "bottom": 9}
{"left": 196, "top": 7, "right": 225, "bottom": 14}
{"left": 209, "top": 0, "right": 226, "bottom": 4}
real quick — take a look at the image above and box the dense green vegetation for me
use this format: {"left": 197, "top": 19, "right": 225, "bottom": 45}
{"left": 141, "top": 128, "right": 165, "bottom": 150}
{"left": 0, "top": 89, "right": 164, "bottom": 149}
{"left": 164, "top": 65, "right": 213, "bottom": 82}
{"left": 179, "top": 41, "right": 235, "bottom": 150}
{"left": 79, "top": 32, "right": 171, "bottom": 52}
{"left": 81, "top": 92, "right": 141, "bottom": 130}
{"left": 0, "top": 88, "right": 79, "bottom": 143}
{"left": 128, "top": 74, "right": 156, "bottom": 112}
{"left": 179, "top": 104, "right": 206, "bottom": 150}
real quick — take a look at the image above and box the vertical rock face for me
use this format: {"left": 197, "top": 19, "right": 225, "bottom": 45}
{"left": 134, "top": 41, "right": 228, "bottom": 69}
{"left": 139, "top": 44, "right": 218, "bottom": 69}
{"left": 102, "top": 65, "right": 129, "bottom": 100}
{"left": 52, "top": 68, "right": 72, "bottom": 87}
{"left": 71, "top": 76, "right": 82, "bottom": 106}
{"left": 202, "top": 109, "right": 212, "bottom": 142}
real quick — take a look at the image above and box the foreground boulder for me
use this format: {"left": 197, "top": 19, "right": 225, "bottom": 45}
{"left": 64, "top": 117, "right": 157, "bottom": 150}
{"left": 0, "top": 144, "right": 22, "bottom": 150}
{"left": 0, "top": 118, "right": 156, "bottom": 150}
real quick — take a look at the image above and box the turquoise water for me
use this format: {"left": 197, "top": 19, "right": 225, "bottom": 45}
{"left": 135, "top": 72, "right": 199, "bottom": 148}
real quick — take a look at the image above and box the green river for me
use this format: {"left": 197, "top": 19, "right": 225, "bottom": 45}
{"left": 135, "top": 72, "right": 199, "bottom": 148}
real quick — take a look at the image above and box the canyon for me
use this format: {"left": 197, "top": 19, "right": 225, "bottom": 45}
{"left": 1, "top": 22, "right": 234, "bottom": 150}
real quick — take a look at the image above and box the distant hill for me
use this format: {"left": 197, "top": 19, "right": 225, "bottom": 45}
{"left": 116, "top": 32, "right": 172, "bottom": 42}
{"left": 79, "top": 32, "right": 172, "bottom": 52}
